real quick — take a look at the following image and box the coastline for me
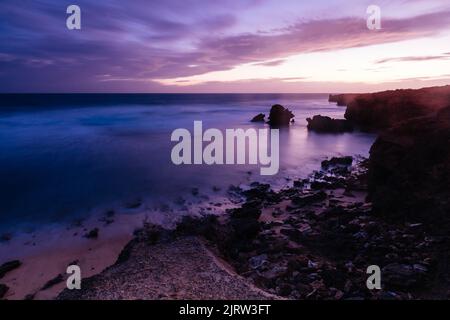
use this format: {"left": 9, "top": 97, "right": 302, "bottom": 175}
{"left": 1, "top": 85, "right": 449, "bottom": 300}
{"left": 55, "top": 156, "right": 447, "bottom": 300}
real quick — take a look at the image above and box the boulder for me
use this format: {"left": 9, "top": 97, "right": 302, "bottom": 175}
{"left": 268, "top": 104, "right": 294, "bottom": 127}
{"left": 306, "top": 115, "right": 354, "bottom": 133}
{"left": 321, "top": 156, "right": 353, "bottom": 169}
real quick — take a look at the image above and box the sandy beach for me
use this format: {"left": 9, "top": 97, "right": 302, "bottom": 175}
{"left": 0, "top": 210, "right": 151, "bottom": 299}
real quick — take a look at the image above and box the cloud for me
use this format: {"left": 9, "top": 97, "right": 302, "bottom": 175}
{"left": 253, "top": 59, "right": 287, "bottom": 67}
{"left": 375, "top": 53, "right": 450, "bottom": 64}
{"left": 1, "top": 1, "right": 450, "bottom": 92}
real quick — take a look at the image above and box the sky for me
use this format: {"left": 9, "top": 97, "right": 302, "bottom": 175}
{"left": 0, "top": 0, "right": 450, "bottom": 93}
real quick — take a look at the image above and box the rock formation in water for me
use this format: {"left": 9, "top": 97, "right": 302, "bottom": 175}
{"left": 250, "top": 113, "right": 265, "bottom": 122}
{"left": 267, "top": 104, "right": 295, "bottom": 127}
{"left": 306, "top": 115, "right": 354, "bottom": 133}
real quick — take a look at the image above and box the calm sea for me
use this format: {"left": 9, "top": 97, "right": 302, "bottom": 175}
{"left": 0, "top": 94, "right": 376, "bottom": 231}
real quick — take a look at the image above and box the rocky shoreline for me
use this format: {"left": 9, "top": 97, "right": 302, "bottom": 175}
{"left": 56, "top": 156, "right": 448, "bottom": 300}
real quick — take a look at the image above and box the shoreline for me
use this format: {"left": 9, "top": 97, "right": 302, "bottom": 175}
{"left": 0, "top": 211, "right": 151, "bottom": 299}
{"left": 56, "top": 156, "right": 447, "bottom": 300}
{"left": 0, "top": 154, "right": 368, "bottom": 300}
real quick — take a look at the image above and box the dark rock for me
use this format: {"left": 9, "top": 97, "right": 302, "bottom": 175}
{"left": 293, "top": 180, "right": 305, "bottom": 188}
{"left": 251, "top": 113, "right": 265, "bottom": 122}
{"left": 248, "top": 254, "right": 268, "bottom": 270}
{"left": 41, "top": 274, "right": 64, "bottom": 291}
{"left": 243, "top": 183, "right": 280, "bottom": 203}
{"left": 231, "top": 218, "right": 261, "bottom": 239}
{"left": 84, "top": 228, "right": 99, "bottom": 239}
{"left": 321, "top": 156, "right": 353, "bottom": 169}
{"left": 291, "top": 191, "right": 327, "bottom": 207}
{"left": 307, "top": 115, "right": 354, "bottom": 133}
{"left": 230, "top": 201, "right": 262, "bottom": 220}
{"left": 0, "top": 260, "right": 21, "bottom": 279}
{"left": 0, "top": 283, "right": 8, "bottom": 299}
{"left": 175, "top": 215, "right": 219, "bottom": 240}
{"left": 268, "top": 104, "right": 295, "bottom": 127}
{"left": 368, "top": 109, "right": 450, "bottom": 224}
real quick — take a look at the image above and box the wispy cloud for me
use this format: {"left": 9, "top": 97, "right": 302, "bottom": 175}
{"left": 375, "top": 53, "right": 450, "bottom": 64}
{"left": 1, "top": 1, "right": 450, "bottom": 92}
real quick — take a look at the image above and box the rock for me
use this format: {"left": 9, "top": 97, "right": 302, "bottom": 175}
{"left": 268, "top": 104, "right": 295, "bottom": 127}
{"left": 261, "top": 266, "right": 288, "bottom": 281}
{"left": 243, "top": 183, "right": 280, "bottom": 203}
{"left": 41, "top": 274, "right": 64, "bottom": 291}
{"left": 277, "top": 284, "right": 293, "bottom": 296}
{"left": 280, "top": 228, "right": 303, "bottom": 242}
{"left": 321, "top": 156, "right": 353, "bottom": 169}
{"left": 84, "top": 228, "right": 99, "bottom": 239}
{"left": 382, "top": 263, "right": 428, "bottom": 289}
{"left": 306, "top": 115, "right": 354, "bottom": 133}
{"left": 231, "top": 218, "right": 260, "bottom": 239}
{"left": 175, "top": 215, "right": 219, "bottom": 240}
{"left": 291, "top": 191, "right": 327, "bottom": 207}
{"left": 230, "top": 201, "right": 262, "bottom": 220}
{"left": 293, "top": 179, "right": 305, "bottom": 188}
{"left": 250, "top": 113, "right": 265, "bottom": 122}
{"left": 368, "top": 108, "right": 450, "bottom": 224}
{"left": 248, "top": 254, "right": 268, "bottom": 270}
{"left": 0, "top": 284, "right": 9, "bottom": 299}
{"left": 0, "top": 260, "right": 21, "bottom": 279}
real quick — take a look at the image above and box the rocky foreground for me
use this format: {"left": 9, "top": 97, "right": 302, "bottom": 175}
{"left": 56, "top": 156, "right": 448, "bottom": 300}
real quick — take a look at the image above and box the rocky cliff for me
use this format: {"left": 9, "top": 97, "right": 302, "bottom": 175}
{"left": 342, "top": 85, "right": 450, "bottom": 131}
{"left": 333, "top": 85, "right": 450, "bottom": 225}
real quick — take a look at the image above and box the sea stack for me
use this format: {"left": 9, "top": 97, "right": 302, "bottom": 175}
{"left": 267, "top": 104, "right": 295, "bottom": 127}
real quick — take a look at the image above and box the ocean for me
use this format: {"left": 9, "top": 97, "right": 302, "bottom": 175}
{"left": 0, "top": 94, "right": 376, "bottom": 232}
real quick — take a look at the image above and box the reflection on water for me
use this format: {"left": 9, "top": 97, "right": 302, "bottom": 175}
{"left": 0, "top": 94, "right": 376, "bottom": 229}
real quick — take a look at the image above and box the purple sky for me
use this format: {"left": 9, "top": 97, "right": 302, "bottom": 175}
{"left": 1, "top": 0, "right": 450, "bottom": 93}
